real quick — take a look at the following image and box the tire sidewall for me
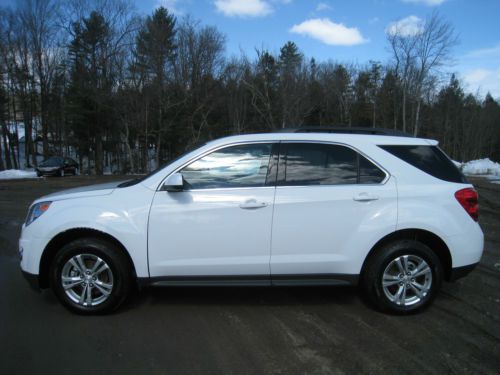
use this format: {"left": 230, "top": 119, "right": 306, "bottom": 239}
{"left": 50, "top": 238, "right": 129, "bottom": 314}
{"left": 366, "top": 240, "right": 443, "bottom": 314}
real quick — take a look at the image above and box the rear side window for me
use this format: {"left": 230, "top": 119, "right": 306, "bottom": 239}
{"left": 281, "top": 143, "right": 386, "bottom": 186}
{"left": 379, "top": 145, "right": 467, "bottom": 183}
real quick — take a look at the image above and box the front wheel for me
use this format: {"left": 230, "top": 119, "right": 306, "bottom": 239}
{"left": 50, "top": 237, "right": 132, "bottom": 314}
{"left": 362, "top": 240, "right": 443, "bottom": 314}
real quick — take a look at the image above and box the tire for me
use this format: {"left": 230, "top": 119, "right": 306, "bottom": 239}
{"left": 362, "top": 240, "right": 443, "bottom": 314}
{"left": 50, "top": 237, "right": 132, "bottom": 314}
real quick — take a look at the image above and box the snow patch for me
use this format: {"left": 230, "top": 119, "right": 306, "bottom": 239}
{"left": 461, "top": 158, "right": 500, "bottom": 177}
{"left": 0, "top": 169, "right": 39, "bottom": 180}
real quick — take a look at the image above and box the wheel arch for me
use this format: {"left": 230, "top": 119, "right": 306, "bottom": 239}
{"left": 39, "top": 228, "right": 137, "bottom": 289}
{"left": 362, "top": 229, "right": 453, "bottom": 281}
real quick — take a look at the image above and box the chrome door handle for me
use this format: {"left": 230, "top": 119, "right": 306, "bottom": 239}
{"left": 353, "top": 193, "right": 379, "bottom": 202}
{"left": 239, "top": 200, "right": 269, "bottom": 209}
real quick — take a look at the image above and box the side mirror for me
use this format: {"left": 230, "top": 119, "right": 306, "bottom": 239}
{"left": 163, "top": 172, "right": 184, "bottom": 192}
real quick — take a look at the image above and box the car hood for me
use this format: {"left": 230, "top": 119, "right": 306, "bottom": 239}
{"left": 35, "top": 181, "right": 127, "bottom": 202}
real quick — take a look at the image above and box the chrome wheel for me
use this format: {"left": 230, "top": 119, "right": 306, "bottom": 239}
{"left": 382, "top": 255, "right": 432, "bottom": 306}
{"left": 61, "top": 254, "right": 114, "bottom": 307}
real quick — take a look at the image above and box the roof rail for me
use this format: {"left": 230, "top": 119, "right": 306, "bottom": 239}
{"left": 276, "top": 126, "right": 414, "bottom": 137}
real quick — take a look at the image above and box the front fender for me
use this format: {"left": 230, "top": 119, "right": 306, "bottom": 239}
{"left": 21, "top": 184, "right": 154, "bottom": 278}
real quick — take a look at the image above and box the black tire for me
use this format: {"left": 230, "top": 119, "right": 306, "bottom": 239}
{"left": 50, "top": 237, "right": 132, "bottom": 314}
{"left": 362, "top": 240, "right": 443, "bottom": 314}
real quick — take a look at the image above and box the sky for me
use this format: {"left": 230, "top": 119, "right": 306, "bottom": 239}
{"left": 132, "top": 0, "right": 500, "bottom": 98}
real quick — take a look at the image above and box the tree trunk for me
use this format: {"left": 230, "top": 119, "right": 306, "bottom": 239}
{"left": 9, "top": 133, "right": 18, "bottom": 169}
{"left": 1, "top": 121, "right": 12, "bottom": 169}
{"left": 372, "top": 103, "right": 376, "bottom": 128}
{"left": 414, "top": 99, "right": 421, "bottom": 137}
{"left": 402, "top": 88, "right": 407, "bottom": 133}
{"left": 123, "top": 121, "right": 134, "bottom": 173}
{"left": 0, "top": 135, "right": 4, "bottom": 170}
{"left": 95, "top": 133, "right": 103, "bottom": 175}
{"left": 23, "top": 103, "right": 34, "bottom": 168}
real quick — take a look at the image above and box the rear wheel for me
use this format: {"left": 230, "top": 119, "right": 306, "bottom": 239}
{"left": 362, "top": 240, "right": 443, "bottom": 314}
{"left": 50, "top": 237, "right": 132, "bottom": 314}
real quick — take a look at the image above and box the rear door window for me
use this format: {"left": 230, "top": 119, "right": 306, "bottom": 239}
{"left": 280, "top": 143, "right": 386, "bottom": 186}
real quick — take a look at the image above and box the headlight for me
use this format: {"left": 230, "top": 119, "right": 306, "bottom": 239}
{"left": 26, "top": 201, "right": 52, "bottom": 226}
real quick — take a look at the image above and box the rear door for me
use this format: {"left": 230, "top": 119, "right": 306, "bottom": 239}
{"left": 270, "top": 142, "right": 397, "bottom": 279}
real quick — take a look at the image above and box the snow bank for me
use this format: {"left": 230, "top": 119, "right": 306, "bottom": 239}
{"left": 0, "top": 169, "right": 39, "bottom": 179}
{"left": 461, "top": 158, "right": 500, "bottom": 177}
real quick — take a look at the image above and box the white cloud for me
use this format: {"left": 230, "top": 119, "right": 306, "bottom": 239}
{"left": 290, "top": 18, "right": 367, "bottom": 46}
{"left": 401, "top": 0, "right": 447, "bottom": 6}
{"left": 316, "top": 2, "right": 332, "bottom": 12}
{"left": 463, "top": 68, "right": 500, "bottom": 98}
{"left": 386, "top": 15, "right": 423, "bottom": 37}
{"left": 156, "top": 0, "right": 184, "bottom": 14}
{"left": 464, "top": 69, "right": 491, "bottom": 85}
{"left": 465, "top": 45, "right": 500, "bottom": 59}
{"left": 214, "top": 0, "right": 273, "bottom": 17}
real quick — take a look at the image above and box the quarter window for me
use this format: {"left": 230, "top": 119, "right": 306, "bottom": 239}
{"left": 282, "top": 143, "right": 386, "bottom": 186}
{"left": 359, "top": 154, "right": 386, "bottom": 184}
{"left": 181, "top": 143, "right": 272, "bottom": 189}
{"left": 379, "top": 145, "right": 467, "bottom": 183}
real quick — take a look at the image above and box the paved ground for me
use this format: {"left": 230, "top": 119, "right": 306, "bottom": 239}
{"left": 0, "top": 175, "right": 499, "bottom": 374}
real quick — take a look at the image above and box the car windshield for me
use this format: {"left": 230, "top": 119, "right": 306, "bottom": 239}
{"left": 40, "top": 157, "right": 64, "bottom": 167}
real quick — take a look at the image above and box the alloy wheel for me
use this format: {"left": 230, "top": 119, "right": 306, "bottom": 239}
{"left": 61, "top": 254, "right": 114, "bottom": 307}
{"left": 382, "top": 254, "right": 432, "bottom": 306}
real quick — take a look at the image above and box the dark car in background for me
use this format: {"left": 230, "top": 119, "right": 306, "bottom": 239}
{"left": 36, "top": 156, "right": 79, "bottom": 177}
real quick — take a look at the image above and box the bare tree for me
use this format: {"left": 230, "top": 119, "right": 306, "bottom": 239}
{"left": 18, "top": 0, "right": 61, "bottom": 158}
{"left": 412, "top": 12, "right": 458, "bottom": 136}
{"left": 387, "top": 23, "right": 418, "bottom": 133}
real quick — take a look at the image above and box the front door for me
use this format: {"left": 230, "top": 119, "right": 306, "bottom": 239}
{"left": 148, "top": 142, "right": 277, "bottom": 278}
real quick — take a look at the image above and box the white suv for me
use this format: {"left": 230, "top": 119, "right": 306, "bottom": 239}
{"left": 19, "top": 129, "right": 484, "bottom": 314}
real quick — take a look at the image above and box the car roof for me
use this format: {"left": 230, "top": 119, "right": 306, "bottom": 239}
{"left": 204, "top": 132, "right": 437, "bottom": 147}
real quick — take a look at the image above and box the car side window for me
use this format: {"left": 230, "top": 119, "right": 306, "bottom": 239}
{"left": 359, "top": 154, "right": 386, "bottom": 184}
{"left": 282, "top": 143, "right": 385, "bottom": 186}
{"left": 181, "top": 143, "right": 273, "bottom": 190}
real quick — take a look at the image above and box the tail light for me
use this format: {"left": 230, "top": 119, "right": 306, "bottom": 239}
{"left": 455, "top": 188, "right": 478, "bottom": 221}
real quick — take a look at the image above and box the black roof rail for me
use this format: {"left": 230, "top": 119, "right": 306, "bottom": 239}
{"left": 276, "top": 126, "right": 414, "bottom": 137}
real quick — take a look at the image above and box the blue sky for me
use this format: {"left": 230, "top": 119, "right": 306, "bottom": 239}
{"left": 135, "top": 0, "right": 500, "bottom": 98}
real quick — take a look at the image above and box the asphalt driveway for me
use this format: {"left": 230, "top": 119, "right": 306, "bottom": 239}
{"left": 0, "top": 175, "right": 499, "bottom": 374}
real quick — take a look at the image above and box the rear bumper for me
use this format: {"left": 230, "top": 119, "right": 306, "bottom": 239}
{"left": 36, "top": 169, "right": 60, "bottom": 176}
{"left": 448, "top": 263, "right": 478, "bottom": 282}
{"left": 21, "top": 270, "right": 40, "bottom": 291}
